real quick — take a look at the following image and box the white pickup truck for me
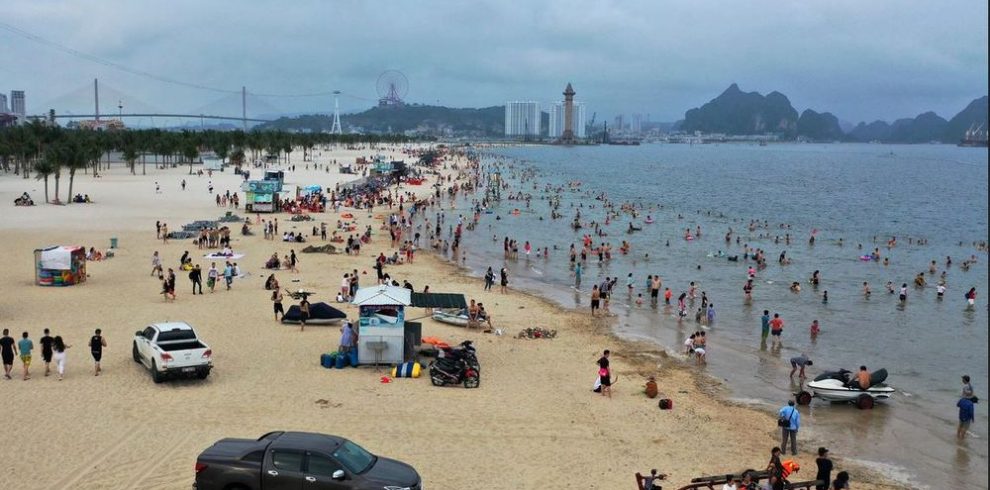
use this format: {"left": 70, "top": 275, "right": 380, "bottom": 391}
{"left": 132, "top": 322, "right": 212, "bottom": 383}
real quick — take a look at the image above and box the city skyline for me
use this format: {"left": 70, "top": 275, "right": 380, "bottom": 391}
{"left": 2, "top": 1, "right": 987, "bottom": 124}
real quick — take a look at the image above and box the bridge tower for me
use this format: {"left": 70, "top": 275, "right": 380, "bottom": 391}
{"left": 330, "top": 91, "right": 342, "bottom": 135}
{"left": 94, "top": 78, "right": 100, "bottom": 122}
{"left": 242, "top": 86, "right": 247, "bottom": 131}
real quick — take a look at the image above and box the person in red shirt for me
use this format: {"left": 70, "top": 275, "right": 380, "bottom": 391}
{"left": 770, "top": 313, "right": 785, "bottom": 348}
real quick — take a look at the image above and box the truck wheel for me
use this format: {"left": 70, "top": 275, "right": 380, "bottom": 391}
{"left": 857, "top": 393, "right": 875, "bottom": 410}
{"left": 151, "top": 360, "right": 164, "bottom": 384}
{"left": 796, "top": 391, "right": 812, "bottom": 406}
{"left": 132, "top": 343, "right": 141, "bottom": 363}
{"left": 197, "top": 369, "right": 210, "bottom": 380}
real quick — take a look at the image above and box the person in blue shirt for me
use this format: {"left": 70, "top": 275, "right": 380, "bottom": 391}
{"left": 957, "top": 397, "right": 975, "bottom": 440}
{"left": 17, "top": 331, "right": 34, "bottom": 380}
{"left": 778, "top": 400, "right": 801, "bottom": 455}
{"left": 761, "top": 310, "right": 771, "bottom": 340}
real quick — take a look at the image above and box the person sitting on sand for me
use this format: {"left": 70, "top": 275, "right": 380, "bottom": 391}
{"left": 477, "top": 303, "right": 493, "bottom": 329}
{"left": 265, "top": 274, "right": 279, "bottom": 291}
{"left": 265, "top": 253, "right": 281, "bottom": 270}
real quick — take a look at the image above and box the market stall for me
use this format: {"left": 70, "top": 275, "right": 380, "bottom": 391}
{"left": 352, "top": 285, "right": 411, "bottom": 366}
{"left": 34, "top": 245, "right": 87, "bottom": 286}
{"left": 242, "top": 180, "right": 282, "bottom": 213}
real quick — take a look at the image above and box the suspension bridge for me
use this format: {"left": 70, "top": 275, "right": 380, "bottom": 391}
{"left": 28, "top": 78, "right": 365, "bottom": 130}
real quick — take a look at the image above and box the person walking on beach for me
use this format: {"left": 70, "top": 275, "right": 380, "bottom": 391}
{"left": 52, "top": 336, "right": 70, "bottom": 381}
{"left": 161, "top": 223, "right": 169, "bottom": 244}
{"left": 289, "top": 250, "right": 299, "bottom": 273}
{"left": 18, "top": 332, "right": 33, "bottom": 380}
{"left": 207, "top": 262, "right": 218, "bottom": 293}
{"left": 151, "top": 251, "right": 163, "bottom": 278}
{"left": 484, "top": 266, "right": 495, "bottom": 291}
{"left": 1, "top": 329, "right": 15, "bottom": 379}
{"left": 298, "top": 298, "right": 311, "bottom": 332}
{"left": 596, "top": 349, "right": 612, "bottom": 398}
{"left": 778, "top": 400, "right": 801, "bottom": 455}
{"left": 189, "top": 264, "right": 203, "bottom": 294}
{"left": 223, "top": 262, "right": 234, "bottom": 290}
{"left": 761, "top": 310, "right": 771, "bottom": 340}
{"left": 90, "top": 329, "right": 106, "bottom": 376}
{"left": 500, "top": 267, "right": 509, "bottom": 294}
{"left": 574, "top": 261, "right": 582, "bottom": 288}
{"left": 272, "top": 289, "right": 285, "bottom": 321}
{"left": 40, "top": 328, "right": 54, "bottom": 376}
{"left": 957, "top": 396, "right": 975, "bottom": 440}
{"left": 815, "top": 447, "right": 833, "bottom": 490}
{"left": 590, "top": 285, "right": 601, "bottom": 316}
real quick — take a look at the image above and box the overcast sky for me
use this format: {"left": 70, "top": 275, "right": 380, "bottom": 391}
{"left": 2, "top": 0, "right": 987, "bottom": 124}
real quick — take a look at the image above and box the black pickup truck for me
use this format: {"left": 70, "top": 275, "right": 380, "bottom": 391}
{"left": 194, "top": 431, "right": 422, "bottom": 490}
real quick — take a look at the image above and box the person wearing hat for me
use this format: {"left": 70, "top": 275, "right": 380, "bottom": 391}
{"left": 815, "top": 447, "right": 833, "bottom": 490}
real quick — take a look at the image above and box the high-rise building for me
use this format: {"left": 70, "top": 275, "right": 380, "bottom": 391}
{"left": 631, "top": 114, "right": 643, "bottom": 134}
{"left": 11, "top": 90, "right": 26, "bottom": 116}
{"left": 549, "top": 102, "right": 586, "bottom": 139}
{"left": 0, "top": 93, "right": 8, "bottom": 113}
{"left": 614, "top": 115, "right": 624, "bottom": 131}
{"left": 504, "top": 101, "right": 540, "bottom": 137}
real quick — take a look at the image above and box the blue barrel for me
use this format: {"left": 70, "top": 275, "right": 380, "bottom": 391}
{"left": 335, "top": 354, "right": 347, "bottom": 369}
{"left": 321, "top": 353, "right": 335, "bottom": 369}
{"left": 348, "top": 350, "right": 359, "bottom": 367}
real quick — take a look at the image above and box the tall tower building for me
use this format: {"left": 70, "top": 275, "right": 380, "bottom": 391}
{"left": 561, "top": 83, "right": 576, "bottom": 144}
{"left": 0, "top": 93, "right": 8, "bottom": 113}
{"left": 504, "top": 101, "right": 540, "bottom": 137}
{"left": 11, "top": 90, "right": 26, "bottom": 116}
{"left": 549, "top": 102, "right": 586, "bottom": 139}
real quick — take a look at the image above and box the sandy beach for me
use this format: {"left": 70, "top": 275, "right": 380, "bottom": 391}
{"left": 0, "top": 146, "right": 904, "bottom": 490}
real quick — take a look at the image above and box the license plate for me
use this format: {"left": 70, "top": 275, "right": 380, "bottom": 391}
{"left": 182, "top": 367, "right": 196, "bottom": 373}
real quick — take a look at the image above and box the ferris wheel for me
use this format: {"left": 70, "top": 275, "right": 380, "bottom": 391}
{"left": 376, "top": 70, "right": 408, "bottom": 107}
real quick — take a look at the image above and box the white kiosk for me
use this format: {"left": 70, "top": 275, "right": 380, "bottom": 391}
{"left": 352, "top": 285, "right": 411, "bottom": 366}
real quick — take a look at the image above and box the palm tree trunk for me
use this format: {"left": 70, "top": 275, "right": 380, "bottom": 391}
{"left": 142, "top": 153, "right": 146, "bottom": 175}
{"left": 54, "top": 175, "right": 61, "bottom": 204}
{"left": 43, "top": 176, "right": 49, "bottom": 203}
{"left": 67, "top": 169, "right": 76, "bottom": 204}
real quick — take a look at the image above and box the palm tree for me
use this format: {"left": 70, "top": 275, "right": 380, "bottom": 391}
{"left": 183, "top": 142, "right": 199, "bottom": 175}
{"left": 33, "top": 153, "right": 58, "bottom": 203}
{"left": 62, "top": 136, "right": 89, "bottom": 204}
{"left": 123, "top": 145, "right": 139, "bottom": 174}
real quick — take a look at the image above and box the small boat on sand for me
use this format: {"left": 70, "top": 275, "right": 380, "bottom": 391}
{"left": 432, "top": 308, "right": 470, "bottom": 327}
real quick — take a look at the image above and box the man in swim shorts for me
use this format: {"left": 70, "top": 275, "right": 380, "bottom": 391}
{"left": 770, "top": 313, "right": 784, "bottom": 348}
{"left": 18, "top": 331, "right": 33, "bottom": 380}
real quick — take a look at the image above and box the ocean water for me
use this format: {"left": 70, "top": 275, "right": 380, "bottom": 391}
{"left": 444, "top": 143, "right": 988, "bottom": 489}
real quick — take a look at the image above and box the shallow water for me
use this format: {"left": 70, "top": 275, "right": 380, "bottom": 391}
{"left": 444, "top": 143, "right": 988, "bottom": 489}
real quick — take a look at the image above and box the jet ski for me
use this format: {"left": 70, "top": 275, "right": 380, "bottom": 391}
{"left": 796, "top": 368, "right": 894, "bottom": 409}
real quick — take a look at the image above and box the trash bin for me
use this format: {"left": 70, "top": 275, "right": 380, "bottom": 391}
{"left": 110, "top": 237, "right": 118, "bottom": 249}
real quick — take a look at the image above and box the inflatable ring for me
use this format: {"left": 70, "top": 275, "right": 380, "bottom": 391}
{"left": 860, "top": 255, "right": 872, "bottom": 261}
{"left": 341, "top": 213, "right": 354, "bottom": 219}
